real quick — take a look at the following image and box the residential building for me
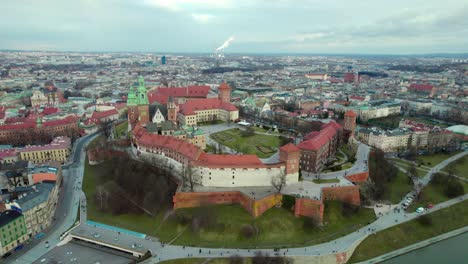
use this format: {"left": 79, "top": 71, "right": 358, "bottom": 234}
{"left": 19, "top": 137, "right": 71, "bottom": 164}
{"left": 15, "top": 182, "right": 58, "bottom": 238}
{"left": 0, "top": 210, "right": 27, "bottom": 256}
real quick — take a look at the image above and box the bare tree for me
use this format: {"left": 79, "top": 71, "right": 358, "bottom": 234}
{"left": 182, "top": 163, "right": 201, "bottom": 191}
{"left": 99, "top": 119, "right": 114, "bottom": 139}
{"left": 271, "top": 170, "right": 286, "bottom": 193}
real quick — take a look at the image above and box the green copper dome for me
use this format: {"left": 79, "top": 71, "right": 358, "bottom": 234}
{"left": 127, "top": 85, "right": 138, "bottom": 106}
{"left": 137, "top": 76, "right": 149, "bottom": 105}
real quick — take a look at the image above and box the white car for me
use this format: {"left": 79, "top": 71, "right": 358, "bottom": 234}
{"left": 416, "top": 207, "right": 425, "bottom": 213}
{"left": 406, "top": 197, "right": 413, "bottom": 203}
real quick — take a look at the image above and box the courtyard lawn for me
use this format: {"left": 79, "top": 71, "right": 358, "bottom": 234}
{"left": 417, "top": 151, "right": 462, "bottom": 167}
{"left": 210, "top": 128, "right": 283, "bottom": 158}
{"left": 443, "top": 155, "right": 468, "bottom": 179}
{"left": 252, "top": 126, "right": 279, "bottom": 135}
{"left": 198, "top": 120, "right": 225, "bottom": 126}
{"left": 349, "top": 200, "right": 468, "bottom": 263}
{"left": 114, "top": 121, "right": 128, "bottom": 138}
{"left": 381, "top": 171, "right": 413, "bottom": 204}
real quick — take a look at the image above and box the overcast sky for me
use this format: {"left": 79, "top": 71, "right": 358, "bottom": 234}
{"left": 1, "top": 0, "right": 467, "bottom": 54}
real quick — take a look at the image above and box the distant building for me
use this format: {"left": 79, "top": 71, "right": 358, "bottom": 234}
{"left": 0, "top": 116, "right": 79, "bottom": 146}
{"left": 344, "top": 110, "right": 357, "bottom": 137}
{"left": 177, "top": 83, "right": 238, "bottom": 126}
{"left": 408, "top": 84, "right": 436, "bottom": 97}
{"left": 161, "top": 55, "right": 166, "bottom": 65}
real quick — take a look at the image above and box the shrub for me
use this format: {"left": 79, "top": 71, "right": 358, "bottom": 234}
{"left": 417, "top": 214, "right": 433, "bottom": 226}
{"left": 444, "top": 180, "right": 465, "bottom": 198}
{"left": 240, "top": 224, "right": 256, "bottom": 239}
{"left": 341, "top": 202, "right": 360, "bottom": 217}
{"left": 282, "top": 195, "right": 296, "bottom": 210}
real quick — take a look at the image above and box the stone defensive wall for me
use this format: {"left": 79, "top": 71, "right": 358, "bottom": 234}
{"left": 321, "top": 185, "right": 361, "bottom": 205}
{"left": 294, "top": 198, "right": 324, "bottom": 222}
{"left": 173, "top": 174, "right": 362, "bottom": 222}
{"left": 173, "top": 191, "right": 282, "bottom": 218}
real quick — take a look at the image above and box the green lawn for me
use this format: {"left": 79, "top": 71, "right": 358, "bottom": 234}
{"left": 393, "top": 162, "right": 428, "bottom": 177}
{"left": 349, "top": 200, "right": 468, "bottom": 263}
{"left": 160, "top": 259, "right": 233, "bottom": 264}
{"left": 83, "top": 138, "right": 375, "bottom": 249}
{"left": 114, "top": 121, "right": 128, "bottom": 138}
{"left": 156, "top": 202, "right": 375, "bottom": 248}
{"left": 408, "top": 181, "right": 468, "bottom": 211}
{"left": 417, "top": 151, "right": 462, "bottom": 167}
{"left": 381, "top": 171, "right": 413, "bottom": 204}
{"left": 252, "top": 126, "right": 279, "bottom": 135}
{"left": 313, "top": 179, "right": 340, "bottom": 184}
{"left": 210, "top": 128, "right": 283, "bottom": 158}
{"left": 443, "top": 155, "right": 468, "bottom": 179}
{"left": 83, "top": 155, "right": 164, "bottom": 236}
{"left": 198, "top": 120, "right": 225, "bottom": 126}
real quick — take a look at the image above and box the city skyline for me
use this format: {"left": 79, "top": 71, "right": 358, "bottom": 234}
{"left": 1, "top": 0, "right": 468, "bottom": 54}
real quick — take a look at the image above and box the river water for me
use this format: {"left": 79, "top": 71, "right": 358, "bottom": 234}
{"left": 380, "top": 231, "right": 468, "bottom": 264}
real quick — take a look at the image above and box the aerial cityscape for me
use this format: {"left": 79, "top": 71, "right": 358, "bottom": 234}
{"left": 0, "top": 1, "right": 467, "bottom": 264}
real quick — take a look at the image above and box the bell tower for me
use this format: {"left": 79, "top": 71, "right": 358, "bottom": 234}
{"left": 218, "top": 82, "right": 231, "bottom": 103}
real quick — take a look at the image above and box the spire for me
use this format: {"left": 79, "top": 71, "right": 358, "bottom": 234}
{"left": 138, "top": 76, "right": 145, "bottom": 88}
{"left": 36, "top": 116, "right": 42, "bottom": 127}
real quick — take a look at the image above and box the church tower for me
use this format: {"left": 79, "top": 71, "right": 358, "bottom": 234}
{"left": 127, "top": 85, "right": 139, "bottom": 126}
{"left": 136, "top": 77, "right": 150, "bottom": 124}
{"left": 167, "top": 96, "right": 179, "bottom": 125}
{"left": 218, "top": 82, "right": 231, "bottom": 103}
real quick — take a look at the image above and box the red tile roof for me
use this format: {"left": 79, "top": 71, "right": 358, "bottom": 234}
{"left": 409, "top": 84, "right": 433, "bottom": 91}
{"left": 91, "top": 109, "right": 119, "bottom": 120}
{"left": 344, "top": 110, "right": 357, "bottom": 117}
{"left": 42, "top": 107, "right": 59, "bottom": 115}
{"left": 279, "top": 143, "right": 299, "bottom": 153}
{"left": 349, "top": 95, "right": 364, "bottom": 101}
{"left": 344, "top": 73, "right": 355, "bottom": 82}
{"left": 179, "top": 98, "right": 237, "bottom": 115}
{"left": 195, "top": 152, "right": 264, "bottom": 168}
{"left": 218, "top": 82, "right": 230, "bottom": 90}
{"left": 298, "top": 125, "right": 339, "bottom": 151}
{"left": 148, "top": 86, "right": 210, "bottom": 104}
{"left": 137, "top": 133, "right": 202, "bottom": 161}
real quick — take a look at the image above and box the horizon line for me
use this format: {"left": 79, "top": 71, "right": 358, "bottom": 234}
{"left": 1, "top": 49, "right": 468, "bottom": 57}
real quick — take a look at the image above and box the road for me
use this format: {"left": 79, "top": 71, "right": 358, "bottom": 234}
{"left": 7, "top": 133, "right": 98, "bottom": 264}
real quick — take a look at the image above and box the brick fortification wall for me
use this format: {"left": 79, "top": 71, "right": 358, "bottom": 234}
{"left": 322, "top": 185, "right": 360, "bottom": 205}
{"left": 87, "top": 148, "right": 126, "bottom": 165}
{"left": 173, "top": 172, "right": 364, "bottom": 222}
{"left": 294, "top": 198, "right": 324, "bottom": 222}
{"left": 173, "top": 191, "right": 282, "bottom": 218}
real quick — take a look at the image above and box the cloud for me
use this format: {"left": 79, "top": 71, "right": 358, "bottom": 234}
{"left": 144, "top": 0, "right": 233, "bottom": 12}
{"left": 191, "top": 13, "right": 215, "bottom": 23}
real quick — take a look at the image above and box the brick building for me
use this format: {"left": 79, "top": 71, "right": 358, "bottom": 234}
{"left": 297, "top": 121, "right": 342, "bottom": 173}
{"left": 0, "top": 116, "right": 79, "bottom": 146}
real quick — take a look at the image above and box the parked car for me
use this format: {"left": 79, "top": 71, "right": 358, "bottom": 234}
{"left": 427, "top": 204, "right": 434, "bottom": 209}
{"left": 416, "top": 207, "right": 425, "bottom": 213}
